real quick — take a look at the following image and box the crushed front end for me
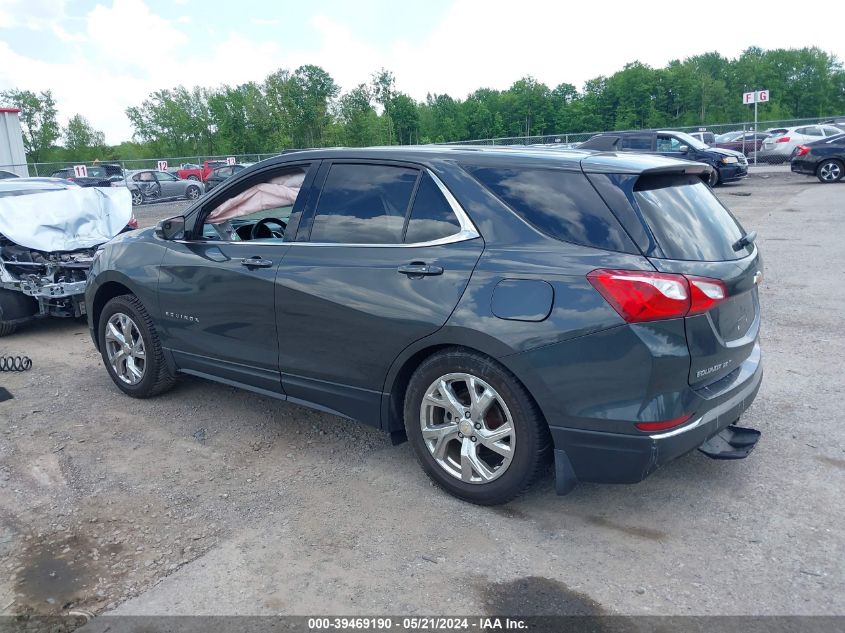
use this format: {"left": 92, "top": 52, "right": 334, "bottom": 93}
{"left": 0, "top": 237, "right": 97, "bottom": 319}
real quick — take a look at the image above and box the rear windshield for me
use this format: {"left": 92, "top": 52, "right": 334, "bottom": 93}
{"left": 463, "top": 165, "right": 635, "bottom": 252}
{"left": 633, "top": 174, "right": 750, "bottom": 261}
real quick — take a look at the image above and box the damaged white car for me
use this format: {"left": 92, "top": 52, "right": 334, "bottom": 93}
{"left": 0, "top": 178, "right": 134, "bottom": 336}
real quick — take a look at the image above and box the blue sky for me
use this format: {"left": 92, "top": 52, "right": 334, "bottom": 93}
{"left": 1, "top": 0, "right": 844, "bottom": 143}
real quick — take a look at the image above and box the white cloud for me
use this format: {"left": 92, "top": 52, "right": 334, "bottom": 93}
{"left": 86, "top": 0, "right": 188, "bottom": 65}
{"left": 52, "top": 23, "right": 87, "bottom": 42}
{"left": 176, "top": 15, "right": 191, "bottom": 24}
{"left": 251, "top": 18, "right": 279, "bottom": 26}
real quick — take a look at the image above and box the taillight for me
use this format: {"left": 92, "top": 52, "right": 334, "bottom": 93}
{"left": 686, "top": 275, "right": 727, "bottom": 315}
{"left": 775, "top": 136, "right": 790, "bottom": 143}
{"left": 587, "top": 269, "right": 728, "bottom": 323}
{"left": 795, "top": 145, "right": 810, "bottom": 156}
{"left": 635, "top": 414, "right": 692, "bottom": 432}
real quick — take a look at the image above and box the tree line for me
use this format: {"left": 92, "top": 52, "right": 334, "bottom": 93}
{"left": 2, "top": 46, "right": 844, "bottom": 165}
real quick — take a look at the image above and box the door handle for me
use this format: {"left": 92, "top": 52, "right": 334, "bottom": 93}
{"left": 397, "top": 262, "right": 444, "bottom": 277}
{"left": 241, "top": 257, "right": 274, "bottom": 268}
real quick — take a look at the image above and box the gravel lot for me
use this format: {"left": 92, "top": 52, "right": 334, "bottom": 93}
{"left": 0, "top": 170, "right": 843, "bottom": 620}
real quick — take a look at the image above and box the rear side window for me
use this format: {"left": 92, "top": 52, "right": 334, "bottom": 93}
{"left": 311, "top": 164, "right": 418, "bottom": 244}
{"left": 622, "top": 135, "right": 653, "bottom": 150}
{"left": 404, "top": 173, "right": 461, "bottom": 243}
{"left": 464, "top": 165, "right": 634, "bottom": 252}
{"left": 633, "top": 174, "right": 748, "bottom": 261}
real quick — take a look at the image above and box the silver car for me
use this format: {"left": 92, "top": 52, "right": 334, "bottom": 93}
{"left": 122, "top": 169, "right": 204, "bottom": 206}
{"left": 757, "top": 124, "right": 844, "bottom": 163}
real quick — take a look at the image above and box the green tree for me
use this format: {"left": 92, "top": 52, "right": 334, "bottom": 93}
{"left": 0, "top": 89, "right": 60, "bottom": 162}
{"left": 63, "top": 114, "right": 106, "bottom": 159}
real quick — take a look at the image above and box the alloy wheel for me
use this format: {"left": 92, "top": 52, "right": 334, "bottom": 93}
{"left": 187, "top": 186, "right": 200, "bottom": 200}
{"left": 131, "top": 191, "right": 143, "bottom": 206}
{"left": 819, "top": 161, "right": 842, "bottom": 182}
{"left": 104, "top": 313, "right": 146, "bottom": 385}
{"left": 419, "top": 373, "right": 515, "bottom": 484}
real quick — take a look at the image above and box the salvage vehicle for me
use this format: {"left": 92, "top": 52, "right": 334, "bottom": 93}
{"left": 790, "top": 133, "right": 845, "bottom": 182}
{"left": 579, "top": 130, "right": 748, "bottom": 186}
{"left": 175, "top": 160, "right": 227, "bottom": 182}
{"left": 205, "top": 164, "right": 247, "bottom": 191}
{"left": 50, "top": 165, "right": 120, "bottom": 187}
{"left": 121, "top": 169, "right": 204, "bottom": 206}
{"left": 86, "top": 147, "right": 763, "bottom": 505}
{"left": 0, "top": 178, "right": 132, "bottom": 336}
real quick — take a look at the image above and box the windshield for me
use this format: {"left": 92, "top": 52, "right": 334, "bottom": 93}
{"left": 672, "top": 131, "right": 709, "bottom": 150}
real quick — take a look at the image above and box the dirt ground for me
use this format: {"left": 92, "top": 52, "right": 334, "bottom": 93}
{"left": 0, "top": 170, "right": 843, "bottom": 620}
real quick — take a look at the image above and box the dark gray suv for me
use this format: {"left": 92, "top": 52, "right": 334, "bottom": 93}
{"left": 85, "top": 147, "right": 763, "bottom": 505}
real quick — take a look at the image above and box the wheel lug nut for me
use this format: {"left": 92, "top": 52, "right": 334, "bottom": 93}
{"left": 471, "top": 436, "right": 477, "bottom": 442}
{"left": 458, "top": 432, "right": 463, "bottom": 438}
{"left": 474, "top": 423, "right": 481, "bottom": 430}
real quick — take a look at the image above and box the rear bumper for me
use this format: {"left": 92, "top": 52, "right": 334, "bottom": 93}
{"left": 551, "top": 343, "right": 763, "bottom": 490}
{"left": 790, "top": 158, "right": 816, "bottom": 175}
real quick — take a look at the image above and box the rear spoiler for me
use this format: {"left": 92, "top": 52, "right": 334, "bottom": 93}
{"left": 580, "top": 153, "right": 712, "bottom": 177}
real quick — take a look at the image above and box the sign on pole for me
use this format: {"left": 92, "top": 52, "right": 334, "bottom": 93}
{"left": 226, "top": 156, "right": 236, "bottom": 166}
{"left": 73, "top": 164, "right": 88, "bottom": 178}
{"left": 742, "top": 89, "right": 770, "bottom": 165}
{"left": 157, "top": 160, "right": 168, "bottom": 171}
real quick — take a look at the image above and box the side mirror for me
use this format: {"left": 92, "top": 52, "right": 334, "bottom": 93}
{"left": 679, "top": 145, "right": 690, "bottom": 153}
{"left": 155, "top": 216, "right": 185, "bottom": 240}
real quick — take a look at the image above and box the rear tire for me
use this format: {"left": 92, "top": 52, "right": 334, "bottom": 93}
{"left": 131, "top": 190, "right": 143, "bottom": 206}
{"left": 185, "top": 185, "right": 201, "bottom": 200}
{"left": 98, "top": 294, "right": 175, "bottom": 398}
{"left": 0, "top": 321, "right": 17, "bottom": 337}
{"left": 404, "top": 348, "right": 552, "bottom": 505}
{"left": 816, "top": 159, "right": 843, "bottom": 183}
{"left": 187, "top": 175, "right": 200, "bottom": 181}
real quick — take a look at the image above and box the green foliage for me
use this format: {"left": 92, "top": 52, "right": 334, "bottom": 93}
{"left": 6, "top": 47, "right": 845, "bottom": 164}
{"left": 0, "top": 89, "right": 60, "bottom": 162}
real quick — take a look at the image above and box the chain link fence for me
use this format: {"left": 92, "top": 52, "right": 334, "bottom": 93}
{"left": 1, "top": 152, "right": 283, "bottom": 178}
{"left": 443, "top": 115, "right": 845, "bottom": 166}
{"left": 3, "top": 114, "right": 844, "bottom": 175}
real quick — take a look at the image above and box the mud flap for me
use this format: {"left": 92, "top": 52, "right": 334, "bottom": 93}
{"left": 553, "top": 449, "right": 578, "bottom": 495}
{"left": 698, "top": 425, "right": 761, "bottom": 460}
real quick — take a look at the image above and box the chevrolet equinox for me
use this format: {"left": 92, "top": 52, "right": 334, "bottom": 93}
{"left": 86, "top": 147, "right": 763, "bottom": 505}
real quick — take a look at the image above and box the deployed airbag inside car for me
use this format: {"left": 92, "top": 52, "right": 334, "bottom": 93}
{"left": 207, "top": 171, "right": 304, "bottom": 224}
{"left": 0, "top": 187, "right": 131, "bottom": 251}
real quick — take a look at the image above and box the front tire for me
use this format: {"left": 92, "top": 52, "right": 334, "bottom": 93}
{"left": 0, "top": 321, "right": 17, "bottom": 337}
{"left": 708, "top": 167, "right": 720, "bottom": 187}
{"left": 404, "top": 349, "right": 551, "bottom": 505}
{"left": 817, "top": 159, "right": 843, "bottom": 183}
{"left": 131, "top": 190, "right": 143, "bottom": 206}
{"left": 98, "top": 295, "right": 175, "bottom": 398}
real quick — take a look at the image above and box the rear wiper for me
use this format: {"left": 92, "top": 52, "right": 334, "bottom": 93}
{"left": 732, "top": 230, "right": 757, "bottom": 252}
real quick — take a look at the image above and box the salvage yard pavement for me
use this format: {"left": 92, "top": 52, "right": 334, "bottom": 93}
{"left": 0, "top": 171, "right": 842, "bottom": 619}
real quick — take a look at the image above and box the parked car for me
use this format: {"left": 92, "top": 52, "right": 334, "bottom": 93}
{"left": 711, "top": 132, "right": 770, "bottom": 156}
{"left": 790, "top": 133, "right": 845, "bottom": 183}
{"left": 689, "top": 131, "right": 716, "bottom": 144}
{"left": 51, "top": 164, "right": 123, "bottom": 184}
{"left": 176, "top": 160, "right": 227, "bottom": 182}
{"left": 579, "top": 130, "right": 748, "bottom": 186}
{"left": 0, "top": 178, "right": 132, "bottom": 335}
{"left": 0, "top": 170, "right": 19, "bottom": 179}
{"left": 757, "top": 125, "right": 844, "bottom": 163}
{"left": 714, "top": 131, "right": 744, "bottom": 144}
{"left": 122, "top": 170, "right": 204, "bottom": 206}
{"left": 85, "top": 147, "right": 763, "bottom": 505}
{"left": 204, "top": 164, "right": 247, "bottom": 191}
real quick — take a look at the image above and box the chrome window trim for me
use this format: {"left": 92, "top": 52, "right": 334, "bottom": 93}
{"left": 174, "top": 169, "right": 480, "bottom": 249}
